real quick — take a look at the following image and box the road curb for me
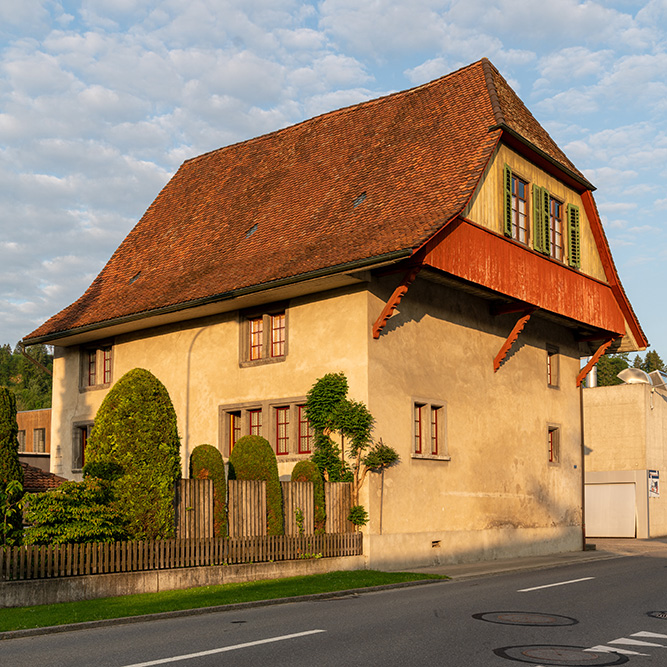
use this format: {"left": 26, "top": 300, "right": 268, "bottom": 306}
{"left": 0, "top": 578, "right": 446, "bottom": 640}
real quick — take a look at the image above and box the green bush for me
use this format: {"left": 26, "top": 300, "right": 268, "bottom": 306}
{"left": 190, "top": 444, "right": 227, "bottom": 537}
{"left": 85, "top": 368, "right": 181, "bottom": 540}
{"left": 291, "top": 460, "right": 325, "bottom": 533}
{"left": 0, "top": 387, "right": 24, "bottom": 545}
{"left": 228, "top": 435, "right": 283, "bottom": 535}
{"left": 23, "top": 479, "right": 128, "bottom": 545}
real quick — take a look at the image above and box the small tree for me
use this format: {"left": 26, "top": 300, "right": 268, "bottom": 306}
{"left": 291, "top": 460, "right": 325, "bottom": 532}
{"left": 85, "top": 368, "right": 181, "bottom": 540}
{"left": 0, "top": 387, "right": 24, "bottom": 545}
{"left": 228, "top": 435, "right": 283, "bottom": 535}
{"left": 595, "top": 353, "right": 630, "bottom": 386}
{"left": 23, "top": 479, "right": 128, "bottom": 545}
{"left": 305, "top": 373, "right": 399, "bottom": 524}
{"left": 190, "top": 444, "right": 227, "bottom": 537}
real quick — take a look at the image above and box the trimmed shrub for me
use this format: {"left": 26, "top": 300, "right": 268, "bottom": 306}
{"left": 190, "top": 444, "right": 227, "bottom": 537}
{"left": 228, "top": 435, "right": 283, "bottom": 535}
{"left": 291, "top": 460, "right": 325, "bottom": 533}
{"left": 23, "top": 479, "right": 128, "bottom": 545}
{"left": 0, "top": 387, "right": 24, "bottom": 545}
{"left": 85, "top": 368, "right": 181, "bottom": 540}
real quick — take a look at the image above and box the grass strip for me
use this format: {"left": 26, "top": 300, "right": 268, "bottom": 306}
{"left": 0, "top": 570, "right": 446, "bottom": 632}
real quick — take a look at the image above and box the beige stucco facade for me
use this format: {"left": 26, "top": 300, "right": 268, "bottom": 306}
{"left": 50, "top": 269, "right": 585, "bottom": 569}
{"left": 584, "top": 383, "right": 667, "bottom": 538}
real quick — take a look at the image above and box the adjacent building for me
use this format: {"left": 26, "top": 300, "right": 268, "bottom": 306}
{"left": 22, "top": 59, "right": 646, "bottom": 568}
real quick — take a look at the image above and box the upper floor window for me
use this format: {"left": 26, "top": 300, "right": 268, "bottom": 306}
{"left": 240, "top": 307, "right": 288, "bottom": 366}
{"left": 549, "top": 198, "right": 564, "bottom": 261}
{"left": 511, "top": 175, "right": 529, "bottom": 244}
{"left": 547, "top": 346, "right": 559, "bottom": 388}
{"left": 17, "top": 430, "right": 26, "bottom": 452}
{"left": 33, "top": 428, "right": 46, "bottom": 453}
{"left": 81, "top": 344, "right": 113, "bottom": 390}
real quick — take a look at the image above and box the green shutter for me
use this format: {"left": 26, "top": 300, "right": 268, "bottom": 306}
{"left": 532, "top": 184, "right": 543, "bottom": 252}
{"left": 542, "top": 187, "right": 551, "bottom": 256}
{"left": 567, "top": 204, "right": 581, "bottom": 269}
{"left": 503, "top": 165, "right": 512, "bottom": 237}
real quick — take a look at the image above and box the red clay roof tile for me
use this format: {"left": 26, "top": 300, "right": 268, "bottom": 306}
{"left": 25, "top": 59, "right": 588, "bottom": 342}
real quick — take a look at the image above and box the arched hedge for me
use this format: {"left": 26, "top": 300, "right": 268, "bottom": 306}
{"left": 190, "top": 444, "right": 227, "bottom": 537}
{"left": 85, "top": 368, "right": 181, "bottom": 539}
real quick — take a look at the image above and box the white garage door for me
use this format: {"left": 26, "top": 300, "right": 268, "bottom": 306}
{"left": 585, "top": 483, "right": 636, "bottom": 538}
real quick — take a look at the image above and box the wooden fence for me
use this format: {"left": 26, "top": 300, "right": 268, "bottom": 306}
{"left": 325, "top": 482, "right": 354, "bottom": 534}
{"left": 282, "top": 481, "right": 314, "bottom": 535}
{"left": 177, "top": 480, "right": 353, "bottom": 539}
{"left": 227, "top": 480, "right": 266, "bottom": 537}
{"left": 174, "top": 479, "right": 214, "bottom": 539}
{"left": 0, "top": 533, "right": 362, "bottom": 582}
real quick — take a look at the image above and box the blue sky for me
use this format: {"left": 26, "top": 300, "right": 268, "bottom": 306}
{"left": 1, "top": 0, "right": 666, "bottom": 358}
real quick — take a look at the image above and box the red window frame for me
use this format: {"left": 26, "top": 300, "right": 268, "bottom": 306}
{"left": 414, "top": 404, "right": 423, "bottom": 454}
{"left": 298, "top": 405, "right": 312, "bottom": 454}
{"left": 276, "top": 407, "right": 290, "bottom": 455}
{"left": 249, "top": 409, "right": 262, "bottom": 436}
{"left": 230, "top": 412, "right": 241, "bottom": 452}
{"left": 430, "top": 407, "right": 439, "bottom": 456}
{"left": 549, "top": 198, "right": 564, "bottom": 261}
{"left": 249, "top": 317, "right": 263, "bottom": 360}
{"left": 548, "top": 427, "right": 559, "bottom": 463}
{"left": 271, "top": 313, "right": 286, "bottom": 358}
{"left": 511, "top": 175, "right": 528, "bottom": 244}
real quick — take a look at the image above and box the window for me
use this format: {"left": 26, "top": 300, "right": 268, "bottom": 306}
{"left": 33, "top": 428, "right": 46, "bottom": 453}
{"left": 413, "top": 400, "right": 448, "bottom": 460}
{"left": 229, "top": 411, "right": 242, "bottom": 452}
{"left": 248, "top": 409, "right": 262, "bottom": 436}
{"left": 298, "top": 405, "right": 313, "bottom": 454}
{"left": 549, "top": 198, "right": 564, "bottom": 261}
{"left": 73, "top": 423, "right": 92, "bottom": 470}
{"left": 17, "top": 430, "right": 26, "bottom": 452}
{"left": 240, "top": 308, "right": 288, "bottom": 366}
{"left": 220, "top": 398, "right": 312, "bottom": 459}
{"left": 548, "top": 426, "right": 560, "bottom": 464}
{"left": 547, "top": 346, "right": 559, "bottom": 388}
{"left": 81, "top": 344, "right": 113, "bottom": 389}
{"left": 276, "top": 407, "right": 290, "bottom": 455}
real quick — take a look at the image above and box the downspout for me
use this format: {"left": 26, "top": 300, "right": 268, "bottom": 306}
{"left": 580, "top": 382, "right": 586, "bottom": 551}
{"left": 18, "top": 342, "right": 53, "bottom": 377}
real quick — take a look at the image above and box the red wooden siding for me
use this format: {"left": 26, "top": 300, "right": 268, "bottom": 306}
{"left": 425, "top": 219, "right": 625, "bottom": 335}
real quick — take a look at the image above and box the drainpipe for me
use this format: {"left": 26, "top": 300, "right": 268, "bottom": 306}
{"left": 18, "top": 342, "right": 53, "bottom": 377}
{"left": 580, "top": 382, "right": 586, "bottom": 551}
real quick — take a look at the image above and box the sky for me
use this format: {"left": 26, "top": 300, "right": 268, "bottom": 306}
{"left": 1, "top": 0, "right": 666, "bottom": 358}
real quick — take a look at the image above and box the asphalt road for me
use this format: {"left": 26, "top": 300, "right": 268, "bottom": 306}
{"left": 3, "top": 545, "right": 667, "bottom": 666}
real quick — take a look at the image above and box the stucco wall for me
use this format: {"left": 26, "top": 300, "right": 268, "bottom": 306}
{"left": 584, "top": 383, "right": 667, "bottom": 537}
{"left": 51, "top": 286, "right": 370, "bottom": 480}
{"left": 365, "top": 274, "right": 583, "bottom": 568}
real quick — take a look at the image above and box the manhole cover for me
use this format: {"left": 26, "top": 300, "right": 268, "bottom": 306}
{"left": 648, "top": 611, "right": 667, "bottom": 620}
{"left": 493, "top": 645, "right": 628, "bottom": 666}
{"left": 473, "top": 611, "right": 578, "bottom": 626}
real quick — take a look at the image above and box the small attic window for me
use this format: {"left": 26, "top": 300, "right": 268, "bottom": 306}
{"left": 129, "top": 271, "right": 141, "bottom": 284}
{"left": 246, "top": 223, "right": 258, "bottom": 238}
{"left": 353, "top": 192, "right": 367, "bottom": 208}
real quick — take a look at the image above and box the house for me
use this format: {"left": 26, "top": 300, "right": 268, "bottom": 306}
{"left": 584, "top": 372, "right": 667, "bottom": 539}
{"left": 20, "top": 461, "right": 66, "bottom": 494}
{"left": 22, "top": 59, "right": 647, "bottom": 569}
{"left": 16, "top": 408, "right": 51, "bottom": 472}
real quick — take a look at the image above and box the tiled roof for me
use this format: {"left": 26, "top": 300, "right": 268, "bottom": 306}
{"left": 25, "top": 59, "right": 587, "bottom": 342}
{"left": 21, "top": 462, "right": 67, "bottom": 493}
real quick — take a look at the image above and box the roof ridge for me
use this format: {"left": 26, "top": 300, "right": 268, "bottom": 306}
{"left": 481, "top": 58, "right": 505, "bottom": 126}
{"left": 187, "top": 59, "right": 489, "bottom": 166}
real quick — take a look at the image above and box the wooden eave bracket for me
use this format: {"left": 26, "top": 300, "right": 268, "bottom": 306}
{"left": 372, "top": 265, "right": 422, "bottom": 339}
{"left": 576, "top": 338, "right": 616, "bottom": 387}
{"left": 493, "top": 308, "right": 536, "bottom": 372}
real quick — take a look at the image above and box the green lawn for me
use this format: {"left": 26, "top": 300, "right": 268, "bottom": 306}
{"left": 0, "top": 570, "right": 446, "bottom": 632}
